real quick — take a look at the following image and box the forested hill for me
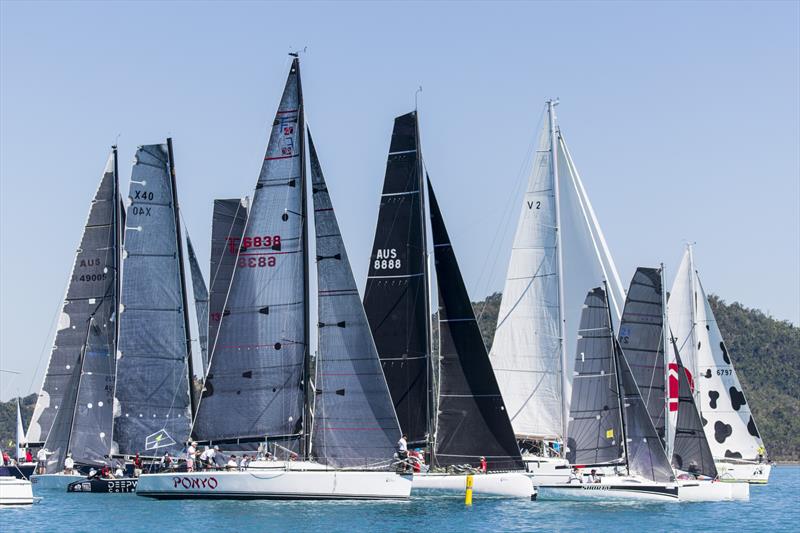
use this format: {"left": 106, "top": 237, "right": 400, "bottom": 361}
{"left": 2, "top": 296, "right": 797, "bottom": 460}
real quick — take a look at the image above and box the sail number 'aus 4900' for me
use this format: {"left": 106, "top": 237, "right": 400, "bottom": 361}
{"left": 374, "top": 248, "right": 401, "bottom": 270}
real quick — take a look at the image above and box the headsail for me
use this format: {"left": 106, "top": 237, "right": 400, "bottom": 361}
{"left": 618, "top": 267, "right": 667, "bottom": 443}
{"left": 427, "top": 179, "right": 522, "bottom": 470}
{"left": 113, "top": 142, "right": 192, "bottom": 456}
{"left": 28, "top": 152, "right": 121, "bottom": 446}
{"left": 489, "top": 103, "right": 625, "bottom": 443}
{"left": 193, "top": 59, "right": 307, "bottom": 448}
{"left": 187, "top": 236, "right": 210, "bottom": 374}
{"left": 363, "top": 111, "right": 431, "bottom": 447}
{"left": 566, "top": 287, "right": 624, "bottom": 466}
{"left": 16, "top": 399, "right": 26, "bottom": 461}
{"left": 309, "top": 132, "right": 400, "bottom": 468}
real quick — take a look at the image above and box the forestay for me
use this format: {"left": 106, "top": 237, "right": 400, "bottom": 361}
{"left": 427, "top": 180, "right": 523, "bottom": 470}
{"left": 364, "top": 112, "right": 431, "bottom": 447}
{"left": 309, "top": 133, "right": 400, "bottom": 469}
{"left": 186, "top": 236, "right": 210, "bottom": 374}
{"left": 193, "top": 59, "right": 307, "bottom": 446}
{"left": 113, "top": 143, "right": 192, "bottom": 456}
{"left": 566, "top": 287, "right": 623, "bottom": 466}
{"left": 31, "top": 152, "right": 121, "bottom": 466}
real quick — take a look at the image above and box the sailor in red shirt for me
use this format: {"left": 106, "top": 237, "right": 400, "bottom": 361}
{"left": 479, "top": 456, "right": 487, "bottom": 473}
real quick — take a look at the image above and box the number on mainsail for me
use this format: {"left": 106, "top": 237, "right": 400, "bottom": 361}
{"left": 363, "top": 112, "right": 431, "bottom": 447}
{"left": 308, "top": 131, "right": 400, "bottom": 468}
{"left": 427, "top": 179, "right": 523, "bottom": 470}
{"left": 32, "top": 149, "right": 122, "bottom": 470}
{"left": 112, "top": 142, "right": 193, "bottom": 456}
{"left": 193, "top": 59, "right": 308, "bottom": 450}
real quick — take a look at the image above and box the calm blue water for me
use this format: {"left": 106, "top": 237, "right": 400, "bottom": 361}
{"left": 3, "top": 466, "right": 798, "bottom": 532}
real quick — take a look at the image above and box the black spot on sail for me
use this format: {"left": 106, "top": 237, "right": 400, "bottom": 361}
{"left": 714, "top": 421, "right": 733, "bottom": 443}
{"left": 724, "top": 450, "right": 743, "bottom": 459}
{"left": 729, "top": 387, "right": 746, "bottom": 411}
{"left": 747, "top": 416, "right": 760, "bottom": 437}
{"left": 720, "top": 342, "right": 731, "bottom": 364}
{"left": 704, "top": 369, "right": 712, "bottom": 379}
{"left": 709, "top": 390, "right": 720, "bottom": 409}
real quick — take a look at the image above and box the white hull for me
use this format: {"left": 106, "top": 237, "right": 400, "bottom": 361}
{"left": 412, "top": 472, "right": 534, "bottom": 498}
{"left": 30, "top": 473, "right": 85, "bottom": 490}
{"left": 537, "top": 476, "right": 679, "bottom": 502}
{"left": 522, "top": 456, "right": 572, "bottom": 485}
{"left": 136, "top": 463, "right": 411, "bottom": 500}
{"left": 677, "top": 479, "right": 749, "bottom": 501}
{"left": 715, "top": 461, "right": 771, "bottom": 484}
{"left": 0, "top": 476, "right": 34, "bottom": 505}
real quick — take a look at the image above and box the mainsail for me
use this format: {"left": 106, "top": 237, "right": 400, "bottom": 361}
{"left": 427, "top": 179, "right": 522, "bottom": 470}
{"left": 671, "top": 342, "right": 717, "bottom": 477}
{"left": 112, "top": 141, "right": 193, "bottom": 456}
{"left": 669, "top": 248, "right": 766, "bottom": 461}
{"left": 193, "top": 59, "right": 308, "bottom": 448}
{"left": 187, "top": 236, "right": 210, "bottom": 374}
{"left": 566, "top": 287, "right": 623, "bottom": 466}
{"left": 618, "top": 267, "right": 667, "bottom": 444}
{"left": 363, "top": 111, "right": 431, "bottom": 446}
{"left": 489, "top": 101, "right": 625, "bottom": 443}
{"left": 30, "top": 150, "right": 122, "bottom": 464}
{"left": 309, "top": 133, "right": 400, "bottom": 468}
{"left": 208, "top": 198, "right": 248, "bottom": 362}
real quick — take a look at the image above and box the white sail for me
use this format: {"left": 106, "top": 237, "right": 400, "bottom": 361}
{"left": 16, "top": 399, "right": 26, "bottom": 461}
{"left": 489, "top": 103, "right": 625, "bottom": 442}
{"left": 668, "top": 249, "right": 766, "bottom": 461}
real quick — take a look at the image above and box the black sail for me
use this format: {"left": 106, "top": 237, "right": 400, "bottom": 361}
{"left": 618, "top": 267, "right": 666, "bottom": 443}
{"left": 309, "top": 132, "right": 401, "bottom": 468}
{"left": 186, "top": 236, "right": 210, "bottom": 374}
{"left": 363, "top": 112, "right": 431, "bottom": 446}
{"left": 566, "top": 287, "right": 624, "bottom": 466}
{"left": 208, "top": 198, "right": 248, "bottom": 362}
{"left": 671, "top": 341, "right": 717, "bottom": 477}
{"left": 113, "top": 143, "right": 193, "bottom": 456}
{"left": 28, "top": 153, "right": 121, "bottom": 447}
{"left": 193, "top": 59, "right": 307, "bottom": 448}
{"left": 427, "top": 180, "right": 522, "bottom": 470}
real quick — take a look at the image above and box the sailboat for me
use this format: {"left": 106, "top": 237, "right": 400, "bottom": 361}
{"left": 29, "top": 148, "right": 124, "bottom": 490}
{"left": 537, "top": 286, "right": 680, "bottom": 501}
{"left": 363, "top": 111, "right": 532, "bottom": 499}
{"left": 136, "top": 57, "right": 411, "bottom": 500}
{"left": 488, "top": 101, "right": 626, "bottom": 484}
{"left": 618, "top": 267, "right": 748, "bottom": 501}
{"left": 669, "top": 246, "right": 771, "bottom": 483}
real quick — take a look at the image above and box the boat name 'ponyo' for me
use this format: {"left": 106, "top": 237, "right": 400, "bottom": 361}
{"left": 173, "top": 476, "right": 219, "bottom": 489}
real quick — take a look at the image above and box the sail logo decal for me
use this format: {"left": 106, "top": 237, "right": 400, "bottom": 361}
{"left": 373, "top": 248, "right": 401, "bottom": 270}
{"left": 668, "top": 363, "right": 694, "bottom": 412}
{"left": 173, "top": 476, "right": 218, "bottom": 490}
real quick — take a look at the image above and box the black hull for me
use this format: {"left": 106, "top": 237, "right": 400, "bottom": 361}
{"left": 0, "top": 465, "right": 35, "bottom": 480}
{"left": 67, "top": 478, "right": 138, "bottom": 493}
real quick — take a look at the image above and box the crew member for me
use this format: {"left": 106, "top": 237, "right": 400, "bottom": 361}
{"left": 63, "top": 453, "right": 75, "bottom": 475}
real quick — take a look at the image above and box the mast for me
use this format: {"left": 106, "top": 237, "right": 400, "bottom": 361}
{"left": 660, "top": 264, "right": 671, "bottom": 456}
{"left": 294, "top": 57, "right": 311, "bottom": 460}
{"left": 167, "top": 138, "right": 197, "bottom": 421}
{"left": 548, "top": 99, "right": 568, "bottom": 451}
{"left": 605, "top": 282, "right": 630, "bottom": 476}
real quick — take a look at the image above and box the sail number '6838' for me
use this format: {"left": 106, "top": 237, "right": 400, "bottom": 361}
{"left": 227, "top": 235, "right": 282, "bottom": 254}
{"left": 374, "top": 248, "right": 401, "bottom": 270}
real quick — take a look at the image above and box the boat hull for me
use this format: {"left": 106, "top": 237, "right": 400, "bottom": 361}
{"left": 67, "top": 478, "right": 138, "bottom": 493}
{"left": 412, "top": 472, "right": 534, "bottom": 498}
{"left": 715, "top": 461, "right": 771, "bottom": 484}
{"left": 30, "top": 473, "right": 85, "bottom": 490}
{"left": 136, "top": 469, "right": 412, "bottom": 500}
{"left": 537, "top": 481, "right": 679, "bottom": 502}
{"left": 677, "top": 480, "right": 749, "bottom": 501}
{"left": 522, "top": 456, "right": 572, "bottom": 485}
{"left": 0, "top": 476, "right": 34, "bottom": 505}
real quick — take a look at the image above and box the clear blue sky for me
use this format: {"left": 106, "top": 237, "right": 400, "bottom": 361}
{"left": 1, "top": 1, "right": 798, "bottom": 401}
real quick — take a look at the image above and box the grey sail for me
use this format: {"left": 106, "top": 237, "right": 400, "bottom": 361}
{"left": 208, "top": 198, "right": 248, "bottom": 362}
{"left": 113, "top": 142, "right": 193, "bottom": 456}
{"left": 617, "top": 342, "right": 675, "bottom": 483}
{"left": 309, "top": 132, "right": 400, "bottom": 468}
{"left": 187, "top": 236, "right": 210, "bottom": 374}
{"left": 29, "top": 151, "right": 121, "bottom": 450}
{"left": 43, "top": 353, "right": 83, "bottom": 473}
{"left": 194, "top": 59, "right": 307, "bottom": 448}
{"left": 671, "top": 341, "right": 717, "bottom": 477}
{"left": 618, "top": 267, "right": 666, "bottom": 443}
{"left": 566, "top": 287, "right": 624, "bottom": 466}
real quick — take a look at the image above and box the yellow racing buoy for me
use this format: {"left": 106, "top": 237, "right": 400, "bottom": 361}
{"left": 465, "top": 474, "right": 474, "bottom": 505}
